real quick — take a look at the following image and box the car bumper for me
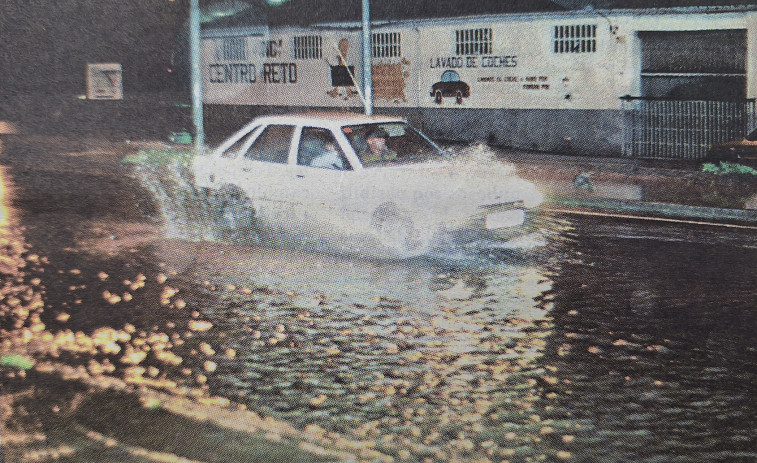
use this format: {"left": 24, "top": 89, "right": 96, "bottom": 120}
{"left": 444, "top": 202, "right": 544, "bottom": 243}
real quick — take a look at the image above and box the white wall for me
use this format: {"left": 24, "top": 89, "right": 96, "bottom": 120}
{"left": 202, "top": 9, "right": 757, "bottom": 109}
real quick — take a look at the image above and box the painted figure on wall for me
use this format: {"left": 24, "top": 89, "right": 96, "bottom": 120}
{"left": 327, "top": 38, "right": 359, "bottom": 100}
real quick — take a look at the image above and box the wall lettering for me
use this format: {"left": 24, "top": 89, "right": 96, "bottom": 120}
{"left": 430, "top": 57, "right": 464, "bottom": 69}
{"left": 266, "top": 40, "right": 283, "bottom": 58}
{"left": 522, "top": 76, "right": 550, "bottom": 90}
{"left": 208, "top": 62, "right": 298, "bottom": 84}
{"left": 263, "top": 63, "right": 298, "bottom": 84}
{"left": 475, "top": 74, "right": 551, "bottom": 90}
{"left": 480, "top": 55, "right": 517, "bottom": 68}
{"left": 209, "top": 63, "right": 257, "bottom": 83}
{"left": 430, "top": 55, "right": 517, "bottom": 69}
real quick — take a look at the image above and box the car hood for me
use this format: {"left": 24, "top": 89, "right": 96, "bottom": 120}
{"left": 363, "top": 158, "right": 544, "bottom": 212}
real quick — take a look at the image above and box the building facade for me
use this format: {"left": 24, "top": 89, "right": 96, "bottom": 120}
{"left": 201, "top": 4, "right": 757, "bottom": 158}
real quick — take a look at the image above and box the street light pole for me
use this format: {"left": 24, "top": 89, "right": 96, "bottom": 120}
{"left": 361, "top": 0, "right": 372, "bottom": 115}
{"left": 189, "top": 0, "right": 205, "bottom": 152}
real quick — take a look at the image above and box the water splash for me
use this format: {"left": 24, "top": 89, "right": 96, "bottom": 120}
{"left": 448, "top": 142, "right": 517, "bottom": 174}
{"left": 128, "top": 144, "right": 552, "bottom": 260}
{"left": 128, "top": 163, "right": 217, "bottom": 242}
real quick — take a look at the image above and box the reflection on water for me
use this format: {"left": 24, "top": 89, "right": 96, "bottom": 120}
{"left": 147, "top": 217, "right": 757, "bottom": 462}
{"left": 0, "top": 163, "right": 48, "bottom": 342}
{"left": 0, "top": 166, "right": 11, "bottom": 227}
{"left": 153, "top": 238, "right": 551, "bottom": 311}
{"left": 153, "top": 239, "right": 558, "bottom": 458}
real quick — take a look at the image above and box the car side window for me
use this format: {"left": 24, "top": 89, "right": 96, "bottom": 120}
{"left": 222, "top": 128, "right": 259, "bottom": 159}
{"left": 244, "top": 125, "right": 294, "bottom": 163}
{"left": 297, "top": 127, "right": 351, "bottom": 171}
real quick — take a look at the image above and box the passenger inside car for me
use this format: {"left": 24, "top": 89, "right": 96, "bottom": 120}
{"left": 310, "top": 142, "right": 345, "bottom": 170}
{"left": 298, "top": 128, "right": 348, "bottom": 170}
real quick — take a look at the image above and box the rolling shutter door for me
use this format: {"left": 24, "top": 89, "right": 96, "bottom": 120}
{"left": 639, "top": 30, "right": 746, "bottom": 100}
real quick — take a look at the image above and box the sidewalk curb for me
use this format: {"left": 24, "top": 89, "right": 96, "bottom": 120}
{"left": 546, "top": 196, "right": 757, "bottom": 225}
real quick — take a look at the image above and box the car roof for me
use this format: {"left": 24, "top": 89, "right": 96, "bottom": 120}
{"left": 249, "top": 111, "right": 406, "bottom": 128}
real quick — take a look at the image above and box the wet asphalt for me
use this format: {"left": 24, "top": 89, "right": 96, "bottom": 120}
{"left": 2, "top": 135, "right": 757, "bottom": 462}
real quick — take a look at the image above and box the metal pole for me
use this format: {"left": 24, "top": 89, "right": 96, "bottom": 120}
{"left": 189, "top": 0, "right": 205, "bottom": 152}
{"left": 361, "top": 0, "right": 372, "bottom": 115}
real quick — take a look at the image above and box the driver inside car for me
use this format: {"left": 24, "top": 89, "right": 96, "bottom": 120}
{"left": 358, "top": 128, "right": 397, "bottom": 165}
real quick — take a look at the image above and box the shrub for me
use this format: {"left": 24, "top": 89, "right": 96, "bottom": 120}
{"left": 701, "top": 161, "right": 757, "bottom": 176}
{"left": 121, "top": 148, "right": 194, "bottom": 168}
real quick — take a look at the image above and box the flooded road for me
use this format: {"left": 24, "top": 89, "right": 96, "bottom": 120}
{"left": 2, "top": 137, "right": 757, "bottom": 462}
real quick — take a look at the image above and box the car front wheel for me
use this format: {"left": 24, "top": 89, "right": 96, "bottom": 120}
{"left": 370, "top": 203, "right": 422, "bottom": 255}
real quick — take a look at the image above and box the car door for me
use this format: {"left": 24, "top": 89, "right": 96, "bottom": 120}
{"left": 289, "top": 126, "right": 361, "bottom": 235}
{"left": 236, "top": 124, "right": 296, "bottom": 227}
{"left": 193, "top": 125, "right": 262, "bottom": 190}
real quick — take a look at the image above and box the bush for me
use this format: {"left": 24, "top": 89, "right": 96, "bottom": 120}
{"left": 701, "top": 161, "right": 757, "bottom": 176}
{"left": 121, "top": 147, "right": 194, "bottom": 168}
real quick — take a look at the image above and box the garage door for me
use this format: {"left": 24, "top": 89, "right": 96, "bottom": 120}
{"left": 639, "top": 29, "right": 746, "bottom": 101}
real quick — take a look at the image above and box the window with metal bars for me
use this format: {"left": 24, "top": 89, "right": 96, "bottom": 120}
{"left": 372, "top": 32, "right": 401, "bottom": 58}
{"left": 455, "top": 28, "right": 492, "bottom": 55}
{"left": 220, "top": 37, "right": 247, "bottom": 61}
{"left": 553, "top": 25, "right": 597, "bottom": 53}
{"left": 293, "top": 35, "right": 323, "bottom": 60}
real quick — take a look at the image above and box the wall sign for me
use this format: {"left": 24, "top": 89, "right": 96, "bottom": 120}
{"left": 86, "top": 63, "right": 123, "bottom": 100}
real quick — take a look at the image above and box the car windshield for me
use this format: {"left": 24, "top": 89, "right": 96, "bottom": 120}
{"left": 342, "top": 122, "right": 442, "bottom": 167}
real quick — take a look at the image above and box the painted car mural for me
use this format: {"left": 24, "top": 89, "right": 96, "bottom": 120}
{"left": 431, "top": 70, "right": 470, "bottom": 104}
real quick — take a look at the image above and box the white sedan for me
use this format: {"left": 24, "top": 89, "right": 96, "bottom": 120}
{"left": 192, "top": 112, "right": 543, "bottom": 257}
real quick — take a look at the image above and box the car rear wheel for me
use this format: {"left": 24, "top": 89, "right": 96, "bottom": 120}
{"left": 435, "top": 90, "right": 443, "bottom": 104}
{"left": 455, "top": 90, "right": 463, "bottom": 104}
{"left": 212, "top": 186, "right": 256, "bottom": 242}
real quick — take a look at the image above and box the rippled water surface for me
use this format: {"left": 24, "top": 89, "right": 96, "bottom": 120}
{"left": 153, "top": 220, "right": 757, "bottom": 463}
{"left": 2, "top": 138, "right": 757, "bottom": 462}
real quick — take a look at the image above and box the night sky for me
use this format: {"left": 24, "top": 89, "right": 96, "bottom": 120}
{"left": 2, "top": 0, "right": 756, "bottom": 95}
{"left": 0, "top": 0, "right": 191, "bottom": 93}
